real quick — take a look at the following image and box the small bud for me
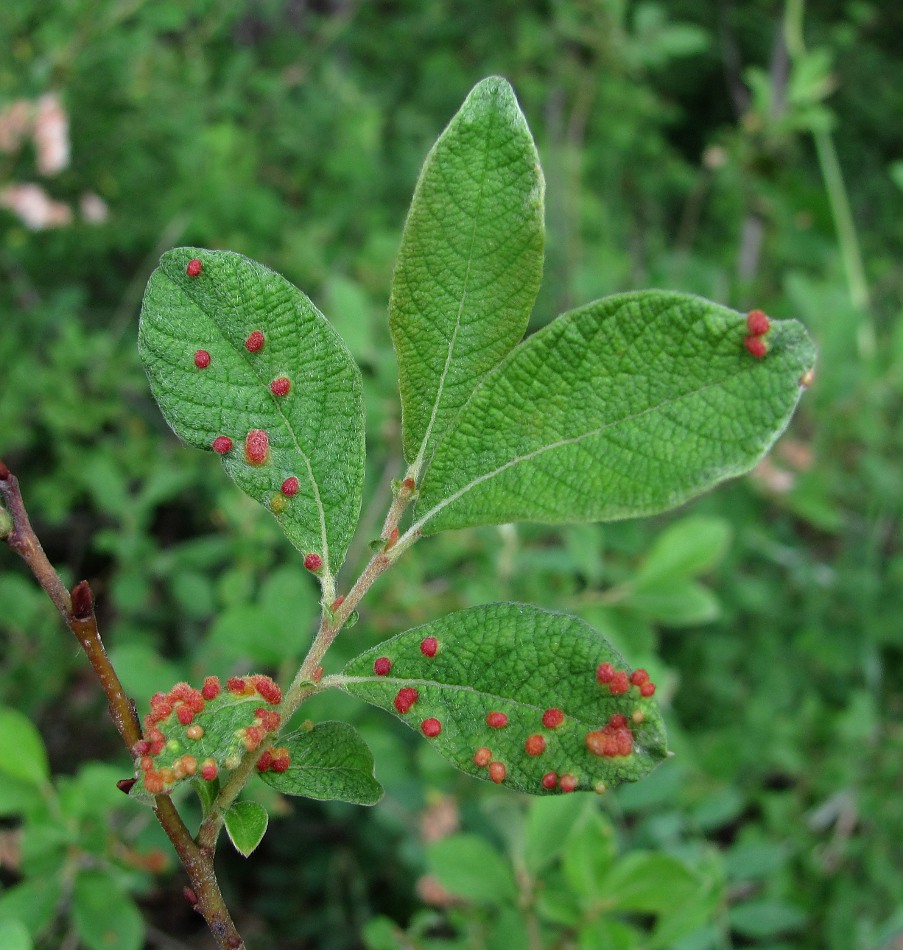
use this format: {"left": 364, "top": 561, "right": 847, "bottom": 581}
{"left": 394, "top": 687, "right": 418, "bottom": 714}
{"left": 245, "top": 330, "right": 265, "bottom": 352}
{"left": 186, "top": 259, "right": 202, "bottom": 277}
{"left": 542, "top": 708, "right": 565, "bottom": 729}
{"left": 541, "top": 772, "right": 558, "bottom": 790}
{"left": 402, "top": 477, "right": 416, "bottom": 490}
{"left": 0, "top": 459, "right": 10, "bottom": 480}
{"left": 640, "top": 681, "right": 656, "bottom": 697}
{"left": 304, "top": 552, "right": 323, "bottom": 572}
{"left": 117, "top": 778, "right": 137, "bottom": 795}
{"left": 420, "top": 637, "right": 438, "bottom": 658}
{"left": 421, "top": 718, "right": 442, "bottom": 737}
{"left": 373, "top": 657, "right": 392, "bottom": 676}
{"left": 281, "top": 476, "right": 299, "bottom": 496}
{"left": 70, "top": 580, "right": 94, "bottom": 620}
{"left": 194, "top": 349, "right": 211, "bottom": 368}
{"left": 331, "top": 595, "right": 345, "bottom": 610}
{"left": 256, "top": 750, "right": 274, "bottom": 772}
{"left": 201, "top": 676, "right": 221, "bottom": 700}
{"left": 227, "top": 676, "right": 247, "bottom": 695}
{"left": 212, "top": 436, "right": 233, "bottom": 455}
{"left": 486, "top": 711, "right": 508, "bottom": 728}
{"left": 473, "top": 747, "right": 492, "bottom": 767}
{"left": 746, "top": 309, "right": 771, "bottom": 336}
{"left": 525, "top": 734, "right": 546, "bottom": 756}
{"left": 270, "top": 376, "right": 291, "bottom": 396}
{"left": 488, "top": 761, "right": 507, "bottom": 784}
{"left": 183, "top": 886, "right": 198, "bottom": 906}
{"left": 744, "top": 335, "right": 768, "bottom": 358}
{"left": 245, "top": 429, "right": 269, "bottom": 465}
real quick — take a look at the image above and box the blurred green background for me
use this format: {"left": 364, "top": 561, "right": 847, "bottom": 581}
{"left": 1, "top": 1, "right": 902, "bottom": 948}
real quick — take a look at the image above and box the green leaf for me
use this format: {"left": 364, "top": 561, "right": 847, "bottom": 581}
{"left": 728, "top": 898, "right": 807, "bottom": 938}
{"left": 130, "top": 676, "right": 282, "bottom": 800}
{"left": 0, "top": 920, "right": 32, "bottom": 950}
{"left": 600, "top": 852, "right": 700, "bottom": 913}
{"left": 73, "top": 870, "right": 143, "bottom": 950}
{"left": 633, "top": 515, "right": 732, "bottom": 586}
{"left": 339, "top": 603, "right": 668, "bottom": 794}
{"left": 626, "top": 579, "right": 721, "bottom": 626}
{"left": 0, "top": 707, "right": 49, "bottom": 786}
{"left": 138, "top": 247, "right": 365, "bottom": 580}
{"left": 0, "top": 877, "right": 62, "bottom": 936}
{"left": 258, "top": 721, "right": 383, "bottom": 805}
{"left": 390, "top": 76, "right": 544, "bottom": 473}
{"left": 523, "top": 795, "right": 589, "bottom": 873}
{"left": 561, "top": 811, "right": 618, "bottom": 899}
{"left": 414, "top": 292, "right": 815, "bottom": 534}
{"left": 426, "top": 834, "right": 518, "bottom": 905}
{"left": 224, "top": 800, "right": 269, "bottom": 857}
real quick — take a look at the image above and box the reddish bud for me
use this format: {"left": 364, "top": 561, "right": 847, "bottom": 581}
{"left": 629, "top": 669, "right": 649, "bottom": 686}
{"left": 744, "top": 335, "right": 768, "bottom": 358}
{"left": 245, "top": 330, "right": 265, "bottom": 352}
{"left": 201, "top": 676, "right": 221, "bottom": 700}
{"left": 313, "top": 666, "right": 323, "bottom": 683}
{"left": 402, "top": 477, "right": 416, "bottom": 490}
{"left": 331, "top": 595, "right": 345, "bottom": 609}
{"left": 384, "top": 526, "right": 399, "bottom": 550}
{"left": 0, "top": 459, "right": 10, "bottom": 481}
{"left": 194, "top": 349, "right": 211, "bottom": 368}
{"left": 542, "top": 708, "right": 565, "bottom": 729}
{"left": 270, "top": 748, "right": 290, "bottom": 772}
{"left": 270, "top": 376, "right": 291, "bottom": 396}
{"left": 420, "top": 637, "right": 439, "bottom": 658}
{"left": 421, "top": 718, "right": 442, "bottom": 737}
{"left": 304, "top": 552, "right": 323, "bottom": 572}
{"left": 746, "top": 309, "right": 771, "bottom": 336}
{"left": 186, "top": 259, "right": 202, "bottom": 277}
{"left": 281, "top": 476, "right": 299, "bottom": 496}
{"left": 200, "top": 759, "right": 218, "bottom": 781}
{"left": 252, "top": 675, "right": 282, "bottom": 705}
{"left": 559, "top": 774, "right": 579, "bottom": 793}
{"left": 186, "top": 724, "right": 204, "bottom": 740}
{"left": 486, "top": 711, "right": 508, "bottom": 729}
{"left": 227, "top": 677, "right": 247, "bottom": 695}
{"left": 541, "top": 771, "right": 558, "bottom": 790}
{"left": 596, "top": 662, "right": 615, "bottom": 683}
{"left": 525, "top": 734, "right": 546, "bottom": 756}
{"left": 256, "top": 750, "right": 273, "bottom": 772}
{"left": 183, "top": 887, "right": 198, "bottom": 906}
{"left": 245, "top": 429, "right": 269, "bottom": 465}
{"left": 609, "top": 671, "right": 630, "bottom": 695}
{"left": 488, "top": 761, "right": 507, "bottom": 784}
{"left": 117, "top": 778, "right": 137, "bottom": 795}
{"left": 394, "top": 687, "right": 418, "bottom": 714}
{"left": 212, "top": 436, "right": 233, "bottom": 455}
{"left": 640, "top": 681, "right": 656, "bottom": 697}
{"left": 473, "top": 747, "right": 492, "bottom": 767}
{"left": 70, "top": 580, "right": 94, "bottom": 620}
{"left": 175, "top": 704, "right": 194, "bottom": 726}
{"left": 373, "top": 657, "right": 392, "bottom": 676}
{"left": 132, "top": 739, "right": 150, "bottom": 756}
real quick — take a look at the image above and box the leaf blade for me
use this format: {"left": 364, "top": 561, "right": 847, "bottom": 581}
{"left": 339, "top": 603, "right": 668, "bottom": 794}
{"left": 224, "top": 800, "right": 269, "bottom": 857}
{"left": 415, "top": 291, "right": 816, "bottom": 533}
{"left": 138, "top": 248, "right": 365, "bottom": 577}
{"left": 390, "top": 77, "right": 545, "bottom": 472}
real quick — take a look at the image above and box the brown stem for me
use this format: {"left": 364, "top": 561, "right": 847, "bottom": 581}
{"left": 0, "top": 463, "right": 245, "bottom": 950}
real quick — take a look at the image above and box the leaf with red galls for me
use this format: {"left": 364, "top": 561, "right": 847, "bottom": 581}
{"left": 339, "top": 603, "right": 667, "bottom": 795}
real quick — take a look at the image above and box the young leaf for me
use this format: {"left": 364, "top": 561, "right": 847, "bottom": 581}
{"left": 0, "top": 707, "right": 49, "bottom": 786}
{"left": 138, "top": 248, "right": 364, "bottom": 580}
{"left": 258, "top": 721, "right": 383, "bottom": 805}
{"left": 426, "top": 834, "right": 518, "bottom": 905}
{"left": 390, "top": 77, "right": 544, "bottom": 475}
{"left": 413, "top": 292, "right": 816, "bottom": 534}
{"left": 130, "top": 675, "right": 283, "bottom": 801}
{"left": 224, "top": 800, "right": 269, "bottom": 857}
{"left": 338, "top": 603, "right": 668, "bottom": 794}
{"left": 72, "top": 871, "right": 143, "bottom": 950}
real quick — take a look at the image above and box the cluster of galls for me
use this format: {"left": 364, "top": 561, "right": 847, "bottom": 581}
{"left": 133, "top": 674, "right": 287, "bottom": 795}
{"left": 743, "top": 309, "right": 771, "bottom": 359}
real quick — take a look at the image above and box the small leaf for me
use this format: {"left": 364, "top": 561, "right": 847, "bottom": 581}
{"left": 599, "top": 852, "right": 701, "bottom": 913}
{"left": 390, "top": 76, "right": 544, "bottom": 473}
{"left": 426, "top": 834, "right": 518, "bottom": 905}
{"left": 0, "top": 707, "right": 49, "bottom": 786}
{"left": 130, "top": 675, "right": 282, "bottom": 800}
{"left": 139, "top": 248, "right": 365, "bottom": 579}
{"left": 73, "top": 870, "right": 143, "bottom": 950}
{"left": 0, "top": 920, "right": 32, "bottom": 950}
{"left": 414, "top": 292, "right": 816, "bottom": 534}
{"left": 258, "top": 721, "right": 383, "bottom": 805}
{"left": 224, "top": 800, "right": 269, "bottom": 857}
{"left": 633, "top": 515, "right": 732, "bottom": 586}
{"left": 339, "top": 603, "right": 668, "bottom": 794}
{"left": 626, "top": 579, "right": 721, "bottom": 626}
{"left": 0, "top": 877, "right": 61, "bottom": 937}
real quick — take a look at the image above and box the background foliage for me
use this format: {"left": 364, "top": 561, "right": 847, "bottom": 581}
{"left": 1, "top": 1, "right": 901, "bottom": 948}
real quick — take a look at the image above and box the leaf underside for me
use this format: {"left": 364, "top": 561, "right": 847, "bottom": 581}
{"left": 138, "top": 247, "right": 364, "bottom": 575}
{"left": 340, "top": 603, "right": 668, "bottom": 794}
{"left": 415, "top": 291, "right": 817, "bottom": 534}
{"left": 390, "top": 76, "right": 545, "bottom": 471}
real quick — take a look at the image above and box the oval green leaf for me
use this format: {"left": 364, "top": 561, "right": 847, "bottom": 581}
{"left": 338, "top": 603, "right": 668, "bottom": 794}
{"left": 0, "top": 707, "right": 49, "bottom": 786}
{"left": 414, "top": 292, "right": 816, "bottom": 534}
{"left": 258, "top": 721, "right": 383, "bottom": 805}
{"left": 224, "top": 800, "right": 269, "bottom": 857}
{"left": 390, "top": 77, "right": 545, "bottom": 474}
{"left": 138, "top": 248, "right": 364, "bottom": 580}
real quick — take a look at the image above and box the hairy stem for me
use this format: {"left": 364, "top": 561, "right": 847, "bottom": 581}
{"left": 0, "top": 463, "right": 245, "bottom": 950}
